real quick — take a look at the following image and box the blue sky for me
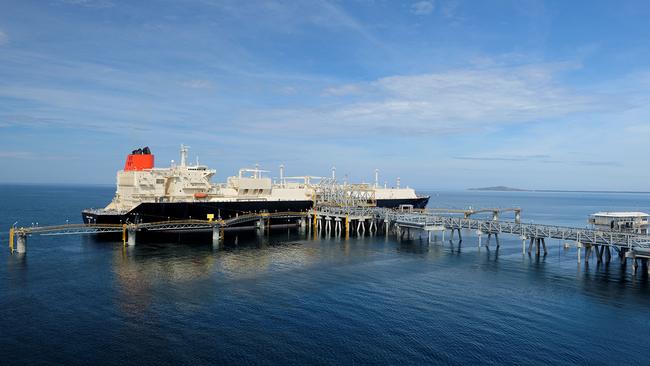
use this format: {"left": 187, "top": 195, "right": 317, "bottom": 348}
{"left": 1, "top": 0, "right": 650, "bottom": 190}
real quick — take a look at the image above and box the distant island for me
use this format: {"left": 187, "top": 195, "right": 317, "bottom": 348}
{"left": 468, "top": 186, "right": 528, "bottom": 192}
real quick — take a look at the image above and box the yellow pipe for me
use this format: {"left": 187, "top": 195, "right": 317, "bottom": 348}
{"left": 345, "top": 214, "right": 349, "bottom": 240}
{"left": 122, "top": 224, "right": 127, "bottom": 246}
{"left": 9, "top": 227, "right": 14, "bottom": 254}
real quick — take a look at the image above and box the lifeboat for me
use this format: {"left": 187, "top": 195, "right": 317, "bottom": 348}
{"left": 194, "top": 192, "right": 208, "bottom": 199}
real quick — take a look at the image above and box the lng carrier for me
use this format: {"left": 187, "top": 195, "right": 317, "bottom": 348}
{"left": 82, "top": 145, "right": 429, "bottom": 224}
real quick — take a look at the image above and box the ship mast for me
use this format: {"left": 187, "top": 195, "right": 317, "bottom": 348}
{"left": 375, "top": 169, "right": 379, "bottom": 188}
{"left": 279, "top": 164, "right": 285, "bottom": 187}
{"left": 180, "top": 144, "right": 189, "bottom": 167}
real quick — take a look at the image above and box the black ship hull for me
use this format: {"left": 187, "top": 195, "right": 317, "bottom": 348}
{"left": 82, "top": 196, "right": 430, "bottom": 225}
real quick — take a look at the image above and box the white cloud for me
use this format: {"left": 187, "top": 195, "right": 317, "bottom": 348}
{"left": 412, "top": 1, "right": 435, "bottom": 15}
{"left": 242, "top": 63, "right": 593, "bottom": 137}
{"left": 322, "top": 84, "right": 363, "bottom": 96}
{"left": 181, "top": 79, "right": 215, "bottom": 89}
{"left": 278, "top": 85, "right": 298, "bottom": 95}
{"left": 59, "top": 0, "right": 114, "bottom": 8}
{"left": 624, "top": 124, "right": 650, "bottom": 134}
{"left": 0, "top": 30, "right": 8, "bottom": 45}
{"left": 199, "top": 0, "right": 382, "bottom": 46}
{"left": 0, "top": 151, "right": 33, "bottom": 159}
{"left": 441, "top": 0, "right": 459, "bottom": 18}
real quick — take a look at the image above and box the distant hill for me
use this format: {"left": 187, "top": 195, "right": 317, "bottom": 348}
{"left": 468, "top": 186, "right": 528, "bottom": 192}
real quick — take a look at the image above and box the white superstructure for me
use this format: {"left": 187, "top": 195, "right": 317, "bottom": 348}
{"left": 103, "top": 145, "right": 421, "bottom": 213}
{"left": 589, "top": 212, "right": 649, "bottom": 234}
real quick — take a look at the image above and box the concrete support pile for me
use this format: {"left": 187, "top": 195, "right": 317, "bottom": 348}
{"left": 127, "top": 225, "right": 137, "bottom": 246}
{"left": 212, "top": 225, "right": 221, "bottom": 249}
{"left": 16, "top": 231, "right": 26, "bottom": 254}
{"left": 527, "top": 237, "right": 547, "bottom": 256}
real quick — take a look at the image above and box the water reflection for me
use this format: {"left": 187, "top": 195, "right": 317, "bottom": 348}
{"left": 5, "top": 252, "right": 28, "bottom": 288}
{"left": 448, "top": 239, "right": 463, "bottom": 254}
{"left": 103, "top": 226, "right": 650, "bottom": 320}
{"left": 110, "top": 229, "right": 324, "bottom": 315}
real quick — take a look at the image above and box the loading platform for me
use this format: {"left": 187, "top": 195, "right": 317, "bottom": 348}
{"left": 310, "top": 205, "right": 650, "bottom": 272}
{"left": 8, "top": 211, "right": 309, "bottom": 254}
{"left": 8, "top": 204, "right": 650, "bottom": 273}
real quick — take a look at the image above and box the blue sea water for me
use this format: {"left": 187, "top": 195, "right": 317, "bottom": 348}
{"left": 1, "top": 185, "right": 649, "bottom": 365}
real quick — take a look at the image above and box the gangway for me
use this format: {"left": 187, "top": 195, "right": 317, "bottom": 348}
{"left": 8, "top": 211, "right": 309, "bottom": 254}
{"left": 427, "top": 207, "right": 521, "bottom": 221}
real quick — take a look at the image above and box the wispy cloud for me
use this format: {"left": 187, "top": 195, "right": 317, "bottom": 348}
{"left": 58, "top": 0, "right": 114, "bottom": 8}
{"left": 0, "top": 114, "right": 65, "bottom": 129}
{"left": 322, "top": 84, "right": 363, "bottom": 96}
{"left": 454, "top": 155, "right": 551, "bottom": 162}
{"left": 181, "top": 79, "right": 215, "bottom": 89}
{"left": 0, "top": 150, "right": 81, "bottom": 161}
{"left": 412, "top": 1, "right": 435, "bottom": 15}
{"left": 241, "top": 62, "right": 593, "bottom": 137}
{"left": 0, "top": 151, "right": 33, "bottom": 159}
{"left": 577, "top": 160, "right": 623, "bottom": 167}
{"left": 1, "top": 0, "right": 649, "bottom": 189}
{"left": 624, "top": 124, "right": 650, "bottom": 134}
{"left": 196, "top": 0, "right": 381, "bottom": 44}
{"left": 452, "top": 155, "right": 622, "bottom": 167}
{"left": 441, "top": 0, "right": 459, "bottom": 18}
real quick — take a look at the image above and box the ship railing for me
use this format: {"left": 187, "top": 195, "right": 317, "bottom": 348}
{"left": 310, "top": 206, "right": 650, "bottom": 249}
{"left": 82, "top": 208, "right": 130, "bottom": 215}
{"left": 388, "top": 213, "right": 650, "bottom": 249}
{"left": 14, "top": 207, "right": 650, "bottom": 250}
{"left": 16, "top": 223, "right": 125, "bottom": 235}
{"left": 12, "top": 211, "right": 312, "bottom": 236}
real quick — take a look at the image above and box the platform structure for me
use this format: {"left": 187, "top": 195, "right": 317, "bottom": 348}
{"left": 310, "top": 205, "right": 650, "bottom": 272}
{"left": 8, "top": 211, "right": 309, "bottom": 254}
{"left": 9, "top": 202, "right": 650, "bottom": 274}
{"left": 309, "top": 205, "right": 378, "bottom": 238}
{"left": 427, "top": 207, "right": 522, "bottom": 223}
{"left": 589, "top": 212, "right": 649, "bottom": 234}
{"left": 309, "top": 205, "right": 524, "bottom": 241}
{"left": 313, "top": 177, "right": 376, "bottom": 208}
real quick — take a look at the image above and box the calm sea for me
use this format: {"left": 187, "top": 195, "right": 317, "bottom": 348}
{"left": 1, "top": 185, "right": 649, "bottom": 365}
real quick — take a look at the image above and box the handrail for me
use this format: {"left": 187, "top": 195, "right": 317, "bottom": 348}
{"left": 13, "top": 211, "right": 310, "bottom": 236}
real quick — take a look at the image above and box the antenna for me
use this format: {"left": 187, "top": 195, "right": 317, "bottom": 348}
{"left": 374, "top": 168, "right": 379, "bottom": 188}
{"left": 397, "top": 177, "right": 401, "bottom": 189}
{"left": 331, "top": 166, "right": 336, "bottom": 179}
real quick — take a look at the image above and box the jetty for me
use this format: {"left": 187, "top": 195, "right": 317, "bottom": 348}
{"left": 311, "top": 205, "right": 650, "bottom": 269}
{"left": 8, "top": 211, "right": 308, "bottom": 253}
{"left": 8, "top": 184, "right": 650, "bottom": 274}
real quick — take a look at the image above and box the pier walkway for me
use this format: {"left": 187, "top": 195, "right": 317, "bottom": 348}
{"left": 8, "top": 211, "right": 308, "bottom": 254}
{"left": 9, "top": 204, "right": 650, "bottom": 272}
{"left": 311, "top": 205, "right": 650, "bottom": 271}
